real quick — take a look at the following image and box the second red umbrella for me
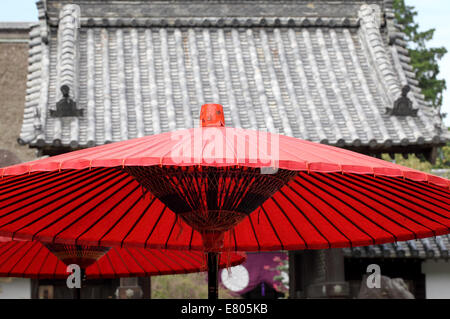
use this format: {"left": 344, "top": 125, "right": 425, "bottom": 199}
{"left": 0, "top": 237, "right": 245, "bottom": 298}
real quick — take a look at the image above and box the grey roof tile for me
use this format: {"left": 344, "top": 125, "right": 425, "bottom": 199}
{"left": 343, "top": 235, "right": 450, "bottom": 260}
{"left": 19, "top": 1, "right": 449, "bottom": 149}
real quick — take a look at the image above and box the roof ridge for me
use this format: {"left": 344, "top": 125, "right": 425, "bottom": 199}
{"left": 0, "top": 22, "right": 36, "bottom": 30}
{"left": 44, "top": 0, "right": 384, "bottom": 23}
{"left": 18, "top": 1, "right": 50, "bottom": 146}
{"left": 358, "top": 4, "right": 401, "bottom": 103}
{"left": 48, "top": 16, "right": 361, "bottom": 28}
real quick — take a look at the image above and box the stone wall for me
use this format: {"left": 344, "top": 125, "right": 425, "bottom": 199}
{"left": 0, "top": 24, "right": 37, "bottom": 164}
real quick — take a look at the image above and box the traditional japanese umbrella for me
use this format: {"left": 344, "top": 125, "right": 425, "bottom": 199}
{"left": 0, "top": 237, "right": 245, "bottom": 298}
{"left": 0, "top": 104, "right": 449, "bottom": 299}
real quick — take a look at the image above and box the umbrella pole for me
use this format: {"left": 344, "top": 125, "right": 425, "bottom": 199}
{"left": 207, "top": 252, "right": 219, "bottom": 300}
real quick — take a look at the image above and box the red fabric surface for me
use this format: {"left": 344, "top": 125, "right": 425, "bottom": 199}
{"left": 0, "top": 239, "right": 245, "bottom": 279}
{"left": 1, "top": 127, "right": 448, "bottom": 187}
{"left": 0, "top": 127, "right": 448, "bottom": 251}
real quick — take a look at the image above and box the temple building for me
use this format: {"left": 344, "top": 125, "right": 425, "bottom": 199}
{"left": 13, "top": 0, "right": 450, "bottom": 298}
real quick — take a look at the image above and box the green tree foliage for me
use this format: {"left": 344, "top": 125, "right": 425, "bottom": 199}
{"left": 434, "top": 145, "right": 450, "bottom": 169}
{"left": 151, "top": 273, "right": 240, "bottom": 299}
{"left": 393, "top": 0, "right": 447, "bottom": 108}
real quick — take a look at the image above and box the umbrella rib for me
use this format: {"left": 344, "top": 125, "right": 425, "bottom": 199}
{"left": 92, "top": 260, "right": 103, "bottom": 279}
{"left": 384, "top": 174, "right": 450, "bottom": 195}
{"left": 266, "top": 199, "right": 307, "bottom": 249}
{"left": 177, "top": 250, "right": 203, "bottom": 269}
{"left": 0, "top": 173, "right": 32, "bottom": 188}
{"left": 278, "top": 188, "right": 332, "bottom": 248}
{"left": 364, "top": 174, "right": 450, "bottom": 205}
{"left": 22, "top": 242, "right": 45, "bottom": 277}
{"left": 221, "top": 167, "right": 235, "bottom": 211}
{"left": 0, "top": 241, "right": 20, "bottom": 263}
{"left": 225, "top": 174, "right": 242, "bottom": 211}
{"left": 146, "top": 249, "right": 175, "bottom": 273}
{"left": 247, "top": 215, "right": 261, "bottom": 251}
{"left": 50, "top": 177, "right": 131, "bottom": 244}
{"left": 104, "top": 251, "right": 118, "bottom": 278}
{"left": 6, "top": 171, "right": 126, "bottom": 241}
{"left": 121, "top": 247, "right": 147, "bottom": 276}
{"left": 112, "top": 247, "right": 133, "bottom": 276}
{"left": 175, "top": 167, "right": 201, "bottom": 212}
{"left": 280, "top": 187, "right": 352, "bottom": 248}
{"left": 351, "top": 173, "right": 450, "bottom": 210}
{"left": 259, "top": 206, "right": 284, "bottom": 250}
{"left": 188, "top": 227, "right": 194, "bottom": 250}
{"left": 24, "top": 174, "right": 126, "bottom": 242}
{"left": 191, "top": 167, "right": 205, "bottom": 212}
{"left": 306, "top": 174, "right": 424, "bottom": 241}
{"left": 0, "top": 169, "right": 112, "bottom": 226}
{"left": 296, "top": 175, "right": 401, "bottom": 242}
{"left": 36, "top": 249, "right": 52, "bottom": 280}
{"left": 119, "top": 196, "right": 157, "bottom": 247}
{"left": 144, "top": 206, "right": 167, "bottom": 248}
{"left": 133, "top": 247, "right": 162, "bottom": 276}
{"left": 73, "top": 183, "right": 140, "bottom": 244}
{"left": 324, "top": 173, "right": 450, "bottom": 233}
{"left": 0, "top": 241, "right": 23, "bottom": 272}
{"left": 6, "top": 241, "right": 36, "bottom": 277}
{"left": 0, "top": 170, "right": 65, "bottom": 195}
{"left": 0, "top": 169, "right": 60, "bottom": 186}
{"left": 228, "top": 171, "right": 256, "bottom": 211}
{"left": 217, "top": 167, "right": 228, "bottom": 210}
{"left": 45, "top": 174, "right": 132, "bottom": 241}
{"left": 163, "top": 214, "right": 178, "bottom": 249}
{"left": 232, "top": 228, "right": 238, "bottom": 251}
{"left": 94, "top": 191, "right": 146, "bottom": 247}
{"left": 340, "top": 174, "right": 450, "bottom": 219}
{"left": 290, "top": 177, "right": 384, "bottom": 245}
{"left": 192, "top": 167, "right": 206, "bottom": 212}
{"left": 159, "top": 249, "right": 193, "bottom": 274}
{"left": 51, "top": 251, "right": 60, "bottom": 279}
{"left": 0, "top": 168, "right": 107, "bottom": 212}
{"left": 85, "top": 256, "right": 105, "bottom": 279}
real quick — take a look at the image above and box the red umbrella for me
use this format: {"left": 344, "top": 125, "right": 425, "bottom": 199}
{"left": 0, "top": 237, "right": 245, "bottom": 298}
{"left": 0, "top": 238, "right": 245, "bottom": 279}
{"left": 0, "top": 104, "right": 449, "bottom": 298}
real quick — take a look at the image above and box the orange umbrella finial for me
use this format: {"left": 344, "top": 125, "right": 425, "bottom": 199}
{"left": 200, "top": 104, "right": 225, "bottom": 127}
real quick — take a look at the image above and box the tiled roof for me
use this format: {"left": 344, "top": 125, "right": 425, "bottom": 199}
{"left": 0, "top": 22, "right": 34, "bottom": 30}
{"left": 0, "top": 23, "right": 34, "bottom": 42}
{"left": 19, "top": 0, "right": 449, "bottom": 150}
{"left": 343, "top": 235, "right": 450, "bottom": 260}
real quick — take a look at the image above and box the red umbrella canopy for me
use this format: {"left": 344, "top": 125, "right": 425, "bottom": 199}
{"left": 0, "top": 104, "right": 449, "bottom": 251}
{"left": 0, "top": 237, "right": 245, "bottom": 279}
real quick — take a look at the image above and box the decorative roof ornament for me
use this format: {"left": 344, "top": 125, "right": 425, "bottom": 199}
{"left": 386, "top": 85, "right": 418, "bottom": 117}
{"left": 50, "top": 85, "right": 83, "bottom": 117}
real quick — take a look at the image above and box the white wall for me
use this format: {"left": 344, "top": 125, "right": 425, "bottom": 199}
{"left": 422, "top": 260, "right": 450, "bottom": 299}
{"left": 0, "top": 278, "right": 31, "bottom": 299}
